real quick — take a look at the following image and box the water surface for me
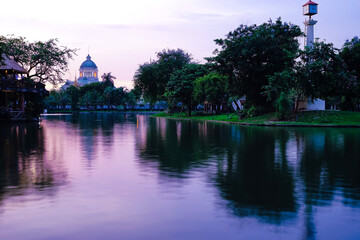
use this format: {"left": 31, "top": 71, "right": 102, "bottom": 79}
{"left": 0, "top": 113, "right": 360, "bottom": 240}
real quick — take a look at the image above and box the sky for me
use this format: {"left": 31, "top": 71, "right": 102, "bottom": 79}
{"left": 1, "top": 0, "right": 359, "bottom": 90}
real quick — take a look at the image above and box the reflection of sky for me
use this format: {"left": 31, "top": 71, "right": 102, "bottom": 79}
{"left": 1, "top": 115, "right": 360, "bottom": 239}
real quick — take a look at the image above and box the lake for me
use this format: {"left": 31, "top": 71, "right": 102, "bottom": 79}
{"left": 0, "top": 113, "right": 360, "bottom": 240}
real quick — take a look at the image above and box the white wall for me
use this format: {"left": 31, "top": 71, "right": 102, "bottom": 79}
{"left": 307, "top": 99, "right": 325, "bottom": 110}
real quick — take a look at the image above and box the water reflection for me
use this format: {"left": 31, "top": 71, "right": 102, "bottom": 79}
{"left": 136, "top": 117, "right": 360, "bottom": 237}
{"left": 0, "top": 114, "right": 359, "bottom": 240}
{"left": 136, "top": 119, "right": 298, "bottom": 222}
{"left": 0, "top": 123, "right": 66, "bottom": 205}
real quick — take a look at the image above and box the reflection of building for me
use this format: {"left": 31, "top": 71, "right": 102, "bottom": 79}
{"left": 77, "top": 55, "right": 99, "bottom": 86}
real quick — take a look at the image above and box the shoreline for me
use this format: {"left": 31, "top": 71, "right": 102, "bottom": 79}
{"left": 150, "top": 115, "right": 360, "bottom": 128}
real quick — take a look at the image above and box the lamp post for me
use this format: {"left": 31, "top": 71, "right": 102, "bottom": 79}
{"left": 303, "top": 1, "right": 318, "bottom": 48}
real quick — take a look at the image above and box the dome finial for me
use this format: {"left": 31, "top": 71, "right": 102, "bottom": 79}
{"left": 86, "top": 54, "right": 91, "bottom": 60}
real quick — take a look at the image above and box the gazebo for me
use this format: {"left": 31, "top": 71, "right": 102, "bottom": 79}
{"left": 0, "top": 54, "right": 48, "bottom": 121}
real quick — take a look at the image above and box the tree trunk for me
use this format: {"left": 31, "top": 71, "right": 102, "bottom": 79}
{"left": 294, "top": 94, "right": 301, "bottom": 114}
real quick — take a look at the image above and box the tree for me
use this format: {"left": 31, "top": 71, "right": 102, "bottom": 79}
{"left": 276, "top": 92, "right": 289, "bottom": 120}
{"left": 65, "top": 85, "right": 79, "bottom": 110}
{"left": 193, "top": 72, "right": 228, "bottom": 113}
{"left": 127, "top": 87, "right": 141, "bottom": 109}
{"left": 101, "top": 72, "right": 116, "bottom": 89}
{"left": 44, "top": 91, "right": 59, "bottom": 110}
{"left": 340, "top": 36, "right": 360, "bottom": 110}
{"left": 104, "top": 86, "right": 115, "bottom": 109}
{"left": 78, "top": 82, "right": 103, "bottom": 110}
{"left": 79, "top": 90, "right": 99, "bottom": 110}
{"left": 265, "top": 40, "right": 354, "bottom": 113}
{"left": 0, "top": 35, "right": 76, "bottom": 85}
{"left": 134, "top": 49, "right": 192, "bottom": 103}
{"left": 165, "top": 64, "right": 208, "bottom": 116}
{"left": 79, "top": 82, "right": 103, "bottom": 97}
{"left": 209, "top": 18, "right": 303, "bottom": 109}
{"left": 113, "top": 87, "right": 128, "bottom": 110}
{"left": 133, "top": 61, "right": 158, "bottom": 102}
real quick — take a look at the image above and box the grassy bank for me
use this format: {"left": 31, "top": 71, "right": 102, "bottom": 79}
{"left": 153, "top": 111, "right": 360, "bottom": 127}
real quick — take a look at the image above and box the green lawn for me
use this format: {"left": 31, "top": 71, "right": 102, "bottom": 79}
{"left": 153, "top": 111, "right": 360, "bottom": 126}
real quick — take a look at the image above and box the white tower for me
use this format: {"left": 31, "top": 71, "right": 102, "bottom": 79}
{"left": 303, "top": 1, "right": 318, "bottom": 48}
{"left": 302, "top": 1, "right": 325, "bottom": 110}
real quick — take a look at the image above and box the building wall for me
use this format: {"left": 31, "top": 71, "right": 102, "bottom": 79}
{"left": 307, "top": 99, "right": 325, "bottom": 111}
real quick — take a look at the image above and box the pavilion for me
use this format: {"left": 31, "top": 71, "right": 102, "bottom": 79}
{"left": 0, "top": 54, "right": 48, "bottom": 121}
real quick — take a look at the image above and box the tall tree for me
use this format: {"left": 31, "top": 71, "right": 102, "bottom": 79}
{"left": 193, "top": 72, "right": 228, "bottom": 113}
{"left": 134, "top": 49, "right": 192, "bottom": 103}
{"left": 209, "top": 18, "right": 303, "bottom": 109}
{"left": 113, "top": 87, "right": 128, "bottom": 109}
{"left": 340, "top": 36, "right": 360, "bottom": 110}
{"left": 101, "top": 72, "right": 116, "bottom": 89}
{"left": 65, "top": 85, "right": 79, "bottom": 110}
{"left": 165, "top": 64, "right": 208, "bottom": 116}
{"left": 0, "top": 35, "right": 76, "bottom": 85}
{"left": 264, "top": 40, "right": 354, "bottom": 112}
{"left": 133, "top": 61, "right": 159, "bottom": 102}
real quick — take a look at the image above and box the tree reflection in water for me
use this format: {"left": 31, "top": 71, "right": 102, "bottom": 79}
{"left": 136, "top": 117, "right": 360, "bottom": 238}
{"left": 0, "top": 123, "right": 67, "bottom": 206}
{"left": 1, "top": 114, "right": 359, "bottom": 239}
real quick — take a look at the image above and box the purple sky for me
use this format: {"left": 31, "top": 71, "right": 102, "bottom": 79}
{"left": 1, "top": 0, "right": 359, "bottom": 89}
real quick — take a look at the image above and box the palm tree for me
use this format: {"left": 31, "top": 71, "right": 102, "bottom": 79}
{"left": 101, "top": 72, "right": 116, "bottom": 89}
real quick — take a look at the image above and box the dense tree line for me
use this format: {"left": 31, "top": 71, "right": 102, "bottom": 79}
{"left": 134, "top": 18, "right": 360, "bottom": 117}
{"left": 45, "top": 73, "right": 141, "bottom": 111}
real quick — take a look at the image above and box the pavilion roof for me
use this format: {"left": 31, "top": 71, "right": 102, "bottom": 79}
{"left": 0, "top": 54, "right": 28, "bottom": 74}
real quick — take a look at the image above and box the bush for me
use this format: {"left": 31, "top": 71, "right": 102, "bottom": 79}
{"left": 243, "top": 105, "right": 260, "bottom": 118}
{"left": 276, "top": 92, "right": 289, "bottom": 120}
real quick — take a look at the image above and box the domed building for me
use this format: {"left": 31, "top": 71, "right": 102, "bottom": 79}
{"left": 77, "top": 55, "right": 99, "bottom": 86}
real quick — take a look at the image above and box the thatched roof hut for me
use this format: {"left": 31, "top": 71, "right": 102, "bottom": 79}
{"left": 0, "top": 54, "right": 27, "bottom": 74}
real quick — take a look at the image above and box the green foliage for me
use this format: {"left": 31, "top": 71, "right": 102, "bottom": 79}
{"left": 0, "top": 35, "right": 76, "bottom": 85}
{"left": 66, "top": 86, "right": 79, "bottom": 110}
{"left": 127, "top": 86, "right": 142, "bottom": 107}
{"left": 209, "top": 18, "right": 303, "bottom": 108}
{"left": 101, "top": 72, "right": 116, "bottom": 89}
{"left": 165, "top": 64, "right": 208, "bottom": 116}
{"left": 45, "top": 76, "right": 133, "bottom": 111}
{"left": 134, "top": 49, "right": 192, "bottom": 102}
{"left": 79, "top": 90, "right": 98, "bottom": 108}
{"left": 193, "top": 72, "right": 228, "bottom": 109}
{"left": 243, "top": 105, "right": 260, "bottom": 118}
{"left": 276, "top": 92, "right": 289, "bottom": 120}
{"left": 340, "top": 36, "right": 360, "bottom": 110}
{"left": 265, "top": 40, "right": 354, "bottom": 112}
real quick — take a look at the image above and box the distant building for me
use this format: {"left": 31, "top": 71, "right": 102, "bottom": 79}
{"left": 77, "top": 54, "right": 99, "bottom": 86}
{"left": 60, "top": 54, "right": 99, "bottom": 89}
{"left": 60, "top": 80, "right": 75, "bottom": 90}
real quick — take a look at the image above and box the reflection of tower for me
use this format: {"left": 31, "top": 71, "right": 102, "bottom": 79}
{"left": 303, "top": 1, "right": 318, "bottom": 48}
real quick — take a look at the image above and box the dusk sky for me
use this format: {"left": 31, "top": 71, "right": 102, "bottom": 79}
{"left": 1, "top": 0, "right": 359, "bottom": 89}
